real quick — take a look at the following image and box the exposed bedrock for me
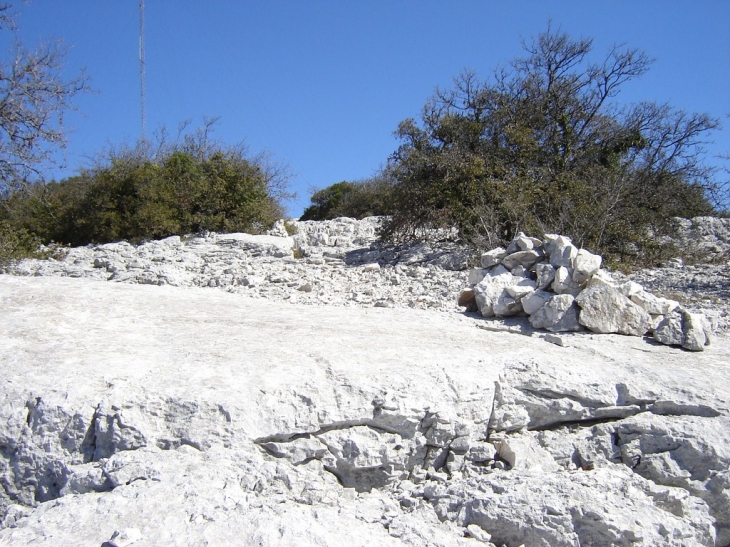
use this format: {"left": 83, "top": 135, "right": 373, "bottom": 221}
{"left": 1, "top": 214, "right": 730, "bottom": 546}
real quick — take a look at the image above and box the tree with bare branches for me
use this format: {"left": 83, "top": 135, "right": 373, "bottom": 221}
{"left": 383, "top": 27, "right": 722, "bottom": 262}
{"left": 0, "top": 3, "right": 88, "bottom": 196}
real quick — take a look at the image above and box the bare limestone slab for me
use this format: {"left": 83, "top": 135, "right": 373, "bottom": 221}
{"left": 1, "top": 275, "right": 729, "bottom": 546}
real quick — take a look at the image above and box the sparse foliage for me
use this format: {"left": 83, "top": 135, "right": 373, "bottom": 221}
{"left": 383, "top": 27, "right": 721, "bottom": 262}
{"left": 0, "top": 3, "right": 88, "bottom": 195}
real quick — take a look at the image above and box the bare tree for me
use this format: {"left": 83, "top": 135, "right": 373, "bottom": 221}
{"left": 0, "top": 3, "right": 88, "bottom": 196}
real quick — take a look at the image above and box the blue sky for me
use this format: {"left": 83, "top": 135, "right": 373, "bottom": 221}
{"left": 7, "top": 1, "right": 730, "bottom": 216}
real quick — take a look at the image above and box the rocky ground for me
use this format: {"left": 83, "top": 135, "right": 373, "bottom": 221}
{"left": 1, "top": 216, "right": 729, "bottom": 546}
{"left": 5, "top": 216, "right": 729, "bottom": 327}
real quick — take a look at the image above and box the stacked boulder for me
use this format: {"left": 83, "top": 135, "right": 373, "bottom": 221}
{"left": 459, "top": 232, "right": 713, "bottom": 351}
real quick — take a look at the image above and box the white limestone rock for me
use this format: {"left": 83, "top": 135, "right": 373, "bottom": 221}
{"left": 575, "top": 284, "right": 653, "bottom": 336}
{"left": 493, "top": 433, "right": 559, "bottom": 472}
{"left": 585, "top": 268, "right": 617, "bottom": 289}
{"left": 468, "top": 267, "right": 489, "bottom": 286}
{"left": 505, "top": 232, "right": 542, "bottom": 254}
{"left": 480, "top": 247, "right": 507, "bottom": 268}
{"left": 631, "top": 290, "right": 679, "bottom": 316}
{"left": 528, "top": 294, "right": 582, "bottom": 332}
{"left": 520, "top": 289, "right": 553, "bottom": 315}
{"left": 500, "top": 250, "right": 543, "bottom": 270}
{"left": 492, "top": 291, "right": 521, "bottom": 317}
{"left": 2, "top": 218, "right": 730, "bottom": 546}
{"left": 461, "top": 467, "right": 715, "bottom": 547}
{"left": 534, "top": 263, "right": 556, "bottom": 290}
{"left": 551, "top": 266, "right": 581, "bottom": 296}
{"left": 473, "top": 266, "right": 535, "bottom": 318}
{"left": 549, "top": 236, "right": 578, "bottom": 269}
{"left": 654, "top": 308, "right": 712, "bottom": 351}
{"left": 572, "top": 248, "right": 602, "bottom": 284}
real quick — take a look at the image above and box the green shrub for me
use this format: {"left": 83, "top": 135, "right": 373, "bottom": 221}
{"left": 300, "top": 181, "right": 356, "bottom": 221}
{"left": 300, "top": 175, "right": 394, "bottom": 221}
{"left": 0, "top": 220, "right": 44, "bottom": 265}
{"left": 1, "top": 127, "right": 289, "bottom": 247}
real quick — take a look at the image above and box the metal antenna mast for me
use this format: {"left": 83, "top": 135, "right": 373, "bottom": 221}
{"left": 139, "top": 0, "right": 147, "bottom": 141}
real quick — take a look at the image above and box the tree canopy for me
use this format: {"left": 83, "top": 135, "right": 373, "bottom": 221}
{"left": 382, "top": 28, "right": 721, "bottom": 260}
{"left": 300, "top": 174, "right": 394, "bottom": 221}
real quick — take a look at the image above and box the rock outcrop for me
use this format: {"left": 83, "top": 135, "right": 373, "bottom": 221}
{"left": 1, "top": 276, "right": 729, "bottom": 546}
{"left": 1, "top": 216, "right": 729, "bottom": 545}
{"left": 4, "top": 217, "right": 470, "bottom": 313}
{"left": 462, "top": 232, "right": 714, "bottom": 351}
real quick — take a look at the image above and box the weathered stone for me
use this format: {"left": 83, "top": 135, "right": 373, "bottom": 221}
{"left": 584, "top": 269, "right": 616, "bottom": 289}
{"left": 521, "top": 289, "right": 552, "bottom": 315}
{"left": 618, "top": 280, "right": 644, "bottom": 298}
{"left": 501, "top": 250, "right": 543, "bottom": 270}
{"left": 473, "top": 266, "right": 535, "bottom": 318}
{"left": 510, "top": 265, "right": 528, "bottom": 277}
{"left": 507, "top": 231, "right": 543, "bottom": 253}
{"left": 528, "top": 294, "right": 582, "bottom": 332}
{"left": 505, "top": 283, "right": 536, "bottom": 300}
{"left": 551, "top": 266, "right": 581, "bottom": 296}
{"left": 467, "top": 267, "right": 489, "bottom": 286}
{"left": 493, "top": 292, "right": 521, "bottom": 317}
{"left": 481, "top": 247, "right": 507, "bottom": 268}
{"left": 549, "top": 236, "right": 578, "bottom": 269}
{"left": 534, "top": 262, "right": 556, "bottom": 290}
{"left": 683, "top": 311, "right": 713, "bottom": 351}
{"left": 543, "top": 333, "right": 567, "bottom": 347}
{"left": 631, "top": 290, "right": 679, "bottom": 315}
{"left": 653, "top": 309, "right": 684, "bottom": 346}
{"left": 575, "top": 284, "right": 652, "bottom": 336}
{"left": 654, "top": 308, "right": 712, "bottom": 351}
{"left": 541, "top": 233, "right": 560, "bottom": 255}
{"left": 493, "top": 433, "right": 560, "bottom": 472}
{"left": 2, "top": 218, "right": 730, "bottom": 546}
{"left": 572, "top": 248, "right": 602, "bottom": 284}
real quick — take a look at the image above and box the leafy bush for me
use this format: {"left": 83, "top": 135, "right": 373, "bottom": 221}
{"left": 2, "top": 124, "right": 290, "bottom": 246}
{"left": 300, "top": 174, "right": 394, "bottom": 221}
{"left": 0, "top": 219, "right": 44, "bottom": 266}
{"left": 300, "top": 181, "right": 356, "bottom": 221}
{"left": 381, "top": 28, "right": 721, "bottom": 263}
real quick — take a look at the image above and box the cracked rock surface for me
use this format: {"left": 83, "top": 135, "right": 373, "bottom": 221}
{"left": 1, "top": 272, "right": 729, "bottom": 546}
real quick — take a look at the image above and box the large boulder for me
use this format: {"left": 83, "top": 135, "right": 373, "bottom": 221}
{"left": 575, "top": 285, "right": 652, "bottom": 336}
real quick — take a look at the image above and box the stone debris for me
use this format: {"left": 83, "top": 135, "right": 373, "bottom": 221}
{"left": 3, "top": 215, "right": 727, "bottom": 338}
{"left": 464, "top": 231, "right": 715, "bottom": 351}
{"left": 4, "top": 217, "right": 470, "bottom": 314}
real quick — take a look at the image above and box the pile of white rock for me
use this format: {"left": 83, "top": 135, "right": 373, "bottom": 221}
{"left": 459, "top": 232, "right": 713, "bottom": 351}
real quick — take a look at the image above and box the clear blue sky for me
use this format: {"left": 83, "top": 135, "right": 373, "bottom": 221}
{"left": 7, "top": 1, "right": 730, "bottom": 216}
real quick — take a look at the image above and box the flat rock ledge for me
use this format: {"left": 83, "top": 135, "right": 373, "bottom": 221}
{"left": 1, "top": 275, "right": 729, "bottom": 546}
